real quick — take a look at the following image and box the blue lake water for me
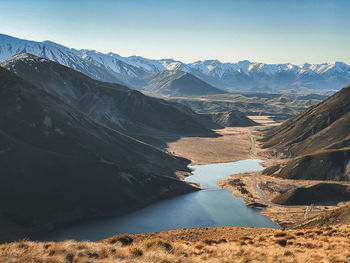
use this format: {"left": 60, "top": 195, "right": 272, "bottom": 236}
{"left": 40, "top": 159, "right": 278, "bottom": 241}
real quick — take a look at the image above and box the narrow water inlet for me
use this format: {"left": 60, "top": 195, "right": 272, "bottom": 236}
{"left": 40, "top": 159, "right": 278, "bottom": 242}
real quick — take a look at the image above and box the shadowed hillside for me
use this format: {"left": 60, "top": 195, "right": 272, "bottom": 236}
{"left": 263, "top": 149, "right": 350, "bottom": 181}
{"left": 272, "top": 183, "right": 350, "bottom": 205}
{"left": 262, "top": 86, "right": 350, "bottom": 181}
{"left": 1, "top": 54, "right": 217, "bottom": 147}
{"left": 263, "top": 86, "right": 350, "bottom": 156}
{"left": 0, "top": 67, "right": 196, "bottom": 242}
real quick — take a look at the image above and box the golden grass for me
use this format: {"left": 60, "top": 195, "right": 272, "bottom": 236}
{"left": 2, "top": 225, "right": 350, "bottom": 262}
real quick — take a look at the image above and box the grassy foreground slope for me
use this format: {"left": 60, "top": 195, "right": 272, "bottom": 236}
{"left": 2, "top": 223, "right": 350, "bottom": 262}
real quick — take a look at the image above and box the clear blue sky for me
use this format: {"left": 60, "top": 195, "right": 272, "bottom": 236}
{"left": 1, "top": 0, "right": 349, "bottom": 64}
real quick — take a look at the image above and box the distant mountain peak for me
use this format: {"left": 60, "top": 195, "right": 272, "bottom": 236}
{"left": 0, "top": 33, "right": 349, "bottom": 93}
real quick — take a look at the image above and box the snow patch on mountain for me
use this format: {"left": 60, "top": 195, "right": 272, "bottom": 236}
{"left": 0, "top": 33, "right": 349, "bottom": 92}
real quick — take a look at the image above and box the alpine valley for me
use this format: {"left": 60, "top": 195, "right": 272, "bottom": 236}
{"left": 1, "top": 31, "right": 350, "bottom": 263}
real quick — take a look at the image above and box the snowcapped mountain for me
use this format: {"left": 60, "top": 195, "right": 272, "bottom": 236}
{"left": 0, "top": 33, "right": 349, "bottom": 93}
{"left": 76, "top": 47, "right": 350, "bottom": 93}
{"left": 0, "top": 34, "right": 128, "bottom": 84}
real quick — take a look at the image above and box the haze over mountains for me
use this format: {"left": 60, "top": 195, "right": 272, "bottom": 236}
{"left": 1, "top": 34, "right": 349, "bottom": 94}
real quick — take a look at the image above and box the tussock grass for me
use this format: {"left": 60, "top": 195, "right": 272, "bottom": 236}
{"left": 2, "top": 224, "right": 350, "bottom": 262}
{"left": 144, "top": 238, "right": 173, "bottom": 252}
{"left": 107, "top": 234, "right": 133, "bottom": 246}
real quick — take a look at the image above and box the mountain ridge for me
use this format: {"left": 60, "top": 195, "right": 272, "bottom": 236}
{"left": 0, "top": 53, "right": 217, "bottom": 147}
{"left": 1, "top": 33, "right": 349, "bottom": 93}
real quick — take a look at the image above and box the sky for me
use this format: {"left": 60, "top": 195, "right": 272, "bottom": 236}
{"left": 0, "top": 0, "right": 349, "bottom": 64}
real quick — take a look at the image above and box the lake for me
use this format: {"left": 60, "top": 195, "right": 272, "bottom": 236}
{"left": 40, "top": 159, "right": 278, "bottom": 241}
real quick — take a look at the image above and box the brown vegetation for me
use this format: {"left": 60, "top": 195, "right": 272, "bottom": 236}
{"left": 2, "top": 225, "right": 350, "bottom": 262}
{"left": 293, "top": 203, "right": 350, "bottom": 229}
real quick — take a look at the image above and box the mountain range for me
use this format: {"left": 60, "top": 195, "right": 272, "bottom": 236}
{"left": 0, "top": 53, "right": 218, "bottom": 147}
{"left": 1, "top": 33, "right": 349, "bottom": 94}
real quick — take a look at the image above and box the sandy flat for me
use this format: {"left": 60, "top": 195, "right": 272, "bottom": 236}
{"left": 167, "top": 127, "right": 254, "bottom": 165}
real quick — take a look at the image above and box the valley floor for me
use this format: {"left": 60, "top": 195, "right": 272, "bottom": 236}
{"left": 3, "top": 116, "right": 350, "bottom": 262}
{"left": 168, "top": 116, "right": 350, "bottom": 228}
{"left": 167, "top": 127, "right": 252, "bottom": 165}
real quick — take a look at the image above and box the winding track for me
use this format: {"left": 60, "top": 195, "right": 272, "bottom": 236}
{"left": 247, "top": 130, "right": 311, "bottom": 217}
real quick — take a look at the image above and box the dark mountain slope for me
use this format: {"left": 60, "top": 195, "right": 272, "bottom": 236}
{"left": 0, "top": 54, "right": 216, "bottom": 146}
{"left": 263, "top": 86, "right": 350, "bottom": 156}
{"left": 263, "top": 149, "right": 350, "bottom": 181}
{"left": 262, "top": 86, "right": 350, "bottom": 181}
{"left": 272, "top": 183, "right": 350, "bottom": 206}
{"left": 0, "top": 67, "right": 195, "bottom": 242}
{"left": 144, "top": 70, "right": 227, "bottom": 96}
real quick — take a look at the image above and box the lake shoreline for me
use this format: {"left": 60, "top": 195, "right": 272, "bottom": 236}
{"left": 40, "top": 158, "right": 277, "bottom": 242}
